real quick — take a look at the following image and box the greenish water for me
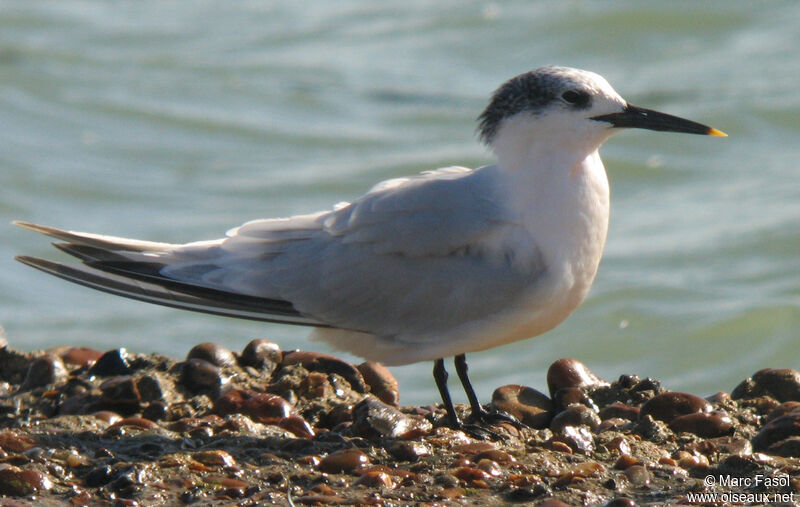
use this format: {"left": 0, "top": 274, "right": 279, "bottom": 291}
{"left": 1, "top": 2, "right": 799, "bottom": 405}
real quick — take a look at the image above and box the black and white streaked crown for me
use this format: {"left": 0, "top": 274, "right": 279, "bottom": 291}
{"left": 477, "top": 66, "right": 597, "bottom": 145}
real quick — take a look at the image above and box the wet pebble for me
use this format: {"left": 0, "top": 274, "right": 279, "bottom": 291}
{"left": 623, "top": 465, "right": 650, "bottom": 487}
{"left": 553, "top": 387, "right": 598, "bottom": 411}
{"left": 752, "top": 412, "right": 800, "bottom": 453}
{"left": 553, "top": 425, "right": 594, "bottom": 454}
{"left": 93, "top": 411, "right": 123, "bottom": 425}
{"left": 239, "top": 339, "right": 281, "bottom": 372}
{"left": 388, "top": 440, "right": 430, "bottom": 461}
{"left": 84, "top": 465, "right": 115, "bottom": 487}
{"left": 766, "top": 401, "right": 800, "bottom": 422}
{"left": 639, "top": 392, "right": 710, "bottom": 423}
{"left": 181, "top": 358, "right": 222, "bottom": 392}
{"left": 604, "top": 498, "right": 638, "bottom": 507}
{"left": 22, "top": 355, "right": 68, "bottom": 389}
{"left": 546, "top": 358, "right": 607, "bottom": 397}
{"left": 187, "top": 342, "right": 237, "bottom": 368}
{"left": 136, "top": 375, "right": 164, "bottom": 402}
{"left": 351, "top": 397, "right": 432, "bottom": 438}
{"left": 193, "top": 449, "right": 236, "bottom": 467}
{"left": 99, "top": 376, "right": 141, "bottom": 414}
{"left": 669, "top": 411, "right": 733, "bottom": 438}
{"left": 0, "top": 465, "right": 52, "bottom": 496}
{"left": 318, "top": 448, "right": 370, "bottom": 474}
{"left": 60, "top": 347, "right": 103, "bottom": 367}
{"left": 242, "top": 393, "right": 293, "bottom": 421}
{"left": 89, "top": 348, "right": 132, "bottom": 377}
{"left": 452, "top": 466, "right": 492, "bottom": 487}
{"left": 276, "top": 415, "right": 315, "bottom": 439}
{"left": 732, "top": 368, "right": 800, "bottom": 403}
{"left": 599, "top": 402, "right": 640, "bottom": 421}
{"left": 357, "top": 362, "right": 400, "bottom": 406}
{"left": 353, "top": 470, "right": 394, "bottom": 488}
{"left": 550, "top": 404, "right": 601, "bottom": 433}
{"left": 283, "top": 351, "right": 368, "bottom": 393}
{"left": 556, "top": 461, "right": 604, "bottom": 484}
{"left": 491, "top": 384, "right": 553, "bottom": 428}
{"left": 142, "top": 401, "right": 167, "bottom": 422}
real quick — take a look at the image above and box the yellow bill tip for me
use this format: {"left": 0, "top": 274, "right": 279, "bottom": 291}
{"left": 707, "top": 127, "right": 727, "bottom": 137}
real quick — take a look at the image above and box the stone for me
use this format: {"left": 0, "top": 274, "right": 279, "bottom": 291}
{"left": 351, "top": 397, "right": 432, "bottom": 439}
{"left": 639, "top": 392, "right": 710, "bottom": 423}
{"left": 491, "top": 385, "right": 553, "bottom": 428}
{"left": 282, "top": 351, "right": 368, "bottom": 393}
{"left": 318, "top": 448, "right": 370, "bottom": 474}
{"left": 357, "top": 361, "right": 399, "bottom": 406}
{"left": 546, "top": 358, "right": 607, "bottom": 397}
{"left": 732, "top": 368, "right": 800, "bottom": 402}
{"left": 239, "top": 339, "right": 281, "bottom": 372}
{"left": 89, "top": 349, "right": 132, "bottom": 377}
{"left": 668, "top": 411, "right": 733, "bottom": 438}
{"left": 22, "top": 355, "right": 68, "bottom": 389}
{"left": 186, "top": 342, "right": 236, "bottom": 368}
{"left": 550, "top": 404, "right": 601, "bottom": 433}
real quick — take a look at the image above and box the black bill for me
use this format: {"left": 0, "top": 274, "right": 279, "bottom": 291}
{"left": 592, "top": 104, "right": 726, "bottom": 136}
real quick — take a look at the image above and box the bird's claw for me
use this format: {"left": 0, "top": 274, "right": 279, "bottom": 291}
{"left": 468, "top": 406, "right": 529, "bottom": 430}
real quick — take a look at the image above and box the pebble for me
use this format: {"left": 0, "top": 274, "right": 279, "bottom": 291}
{"left": 89, "top": 348, "right": 132, "bottom": 377}
{"left": 553, "top": 425, "right": 594, "bottom": 454}
{"left": 614, "top": 454, "right": 638, "bottom": 470}
{"left": 276, "top": 414, "right": 315, "bottom": 439}
{"left": 0, "top": 464, "right": 52, "bottom": 496}
{"left": 60, "top": 347, "right": 103, "bottom": 367}
{"left": 238, "top": 339, "right": 281, "bottom": 372}
{"left": 22, "top": 355, "right": 68, "bottom": 389}
{"left": 93, "top": 411, "right": 123, "bottom": 425}
{"left": 639, "top": 392, "right": 710, "bottom": 423}
{"left": 550, "top": 404, "right": 601, "bottom": 433}
{"left": 604, "top": 498, "right": 637, "bottom": 507}
{"left": 546, "top": 358, "right": 607, "bottom": 397}
{"left": 752, "top": 412, "right": 800, "bottom": 453}
{"left": 180, "top": 358, "right": 223, "bottom": 391}
{"left": 242, "top": 393, "right": 293, "bottom": 421}
{"left": 491, "top": 384, "right": 553, "bottom": 428}
{"left": 186, "top": 342, "right": 237, "bottom": 368}
{"left": 136, "top": 375, "right": 164, "bottom": 402}
{"left": 599, "top": 402, "right": 640, "bottom": 421}
{"left": 732, "top": 368, "right": 800, "bottom": 402}
{"left": 452, "top": 466, "right": 492, "bottom": 487}
{"left": 474, "top": 449, "right": 515, "bottom": 464}
{"left": 353, "top": 470, "right": 394, "bottom": 488}
{"left": 388, "top": 441, "right": 430, "bottom": 461}
{"left": 283, "top": 351, "right": 369, "bottom": 393}
{"left": 766, "top": 401, "right": 800, "bottom": 422}
{"left": 552, "top": 387, "right": 598, "bottom": 411}
{"left": 318, "top": 448, "right": 370, "bottom": 474}
{"left": 193, "top": 450, "right": 236, "bottom": 467}
{"left": 99, "top": 376, "right": 141, "bottom": 414}
{"left": 556, "top": 461, "right": 604, "bottom": 484}
{"left": 668, "top": 411, "right": 733, "bottom": 438}
{"left": 357, "top": 362, "right": 400, "bottom": 406}
{"left": 351, "top": 397, "right": 432, "bottom": 439}
{"left": 623, "top": 465, "right": 650, "bottom": 487}
{"left": 84, "top": 464, "right": 114, "bottom": 487}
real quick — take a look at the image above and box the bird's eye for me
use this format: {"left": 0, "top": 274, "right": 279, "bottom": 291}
{"left": 561, "top": 90, "right": 582, "bottom": 104}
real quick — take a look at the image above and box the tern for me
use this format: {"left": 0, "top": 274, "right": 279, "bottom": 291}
{"left": 15, "top": 66, "right": 725, "bottom": 431}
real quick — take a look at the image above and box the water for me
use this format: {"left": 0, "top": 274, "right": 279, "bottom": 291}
{"left": 1, "top": 1, "right": 799, "bottom": 405}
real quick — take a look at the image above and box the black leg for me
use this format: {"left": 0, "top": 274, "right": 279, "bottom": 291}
{"left": 454, "top": 354, "right": 487, "bottom": 418}
{"left": 433, "top": 359, "right": 461, "bottom": 428}
{"left": 454, "top": 354, "right": 528, "bottom": 430}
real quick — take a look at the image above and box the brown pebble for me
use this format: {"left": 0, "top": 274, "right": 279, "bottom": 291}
{"left": 752, "top": 412, "right": 800, "bottom": 453}
{"left": 623, "top": 464, "right": 650, "bottom": 486}
{"left": 614, "top": 454, "right": 639, "bottom": 470}
{"left": 639, "top": 392, "right": 710, "bottom": 423}
{"left": 476, "top": 459, "right": 502, "bottom": 477}
{"left": 60, "top": 347, "right": 103, "bottom": 366}
{"left": 318, "top": 448, "right": 370, "bottom": 474}
{"left": 732, "top": 368, "right": 800, "bottom": 402}
{"left": 99, "top": 376, "right": 141, "bottom": 410}
{"left": 0, "top": 465, "right": 52, "bottom": 496}
{"left": 605, "top": 436, "right": 631, "bottom": 455}
{"left": 546, "top": 358, "right": 607, "bottom": 397}
{"left": 239, "top": 339, "right": 281, "bottom": 372}
{"left": 181, "top": 358, "right": 222, "bottom": 391}
{"left": 557, "top": 461, "right": 604, "bottom": 484}
{"left": 677, "top": 452, "right": 709, "bottom": 469}
{"left": 474, "top": 449, "right": 515, "bottom": 464}
{"left": 92, "top": 411, "right": 122, "bottom": 424}
{"left": 353, "top": 470, "right": 394, "bottom": 488}
{"left": 22, "top": 355, "right": 68, "bottom": 389}
{"left": 388, "top": 440, "right": 430, "bottom": 461}
{"left": 599, "top": 402, "right": 640, "bottom": 421}
{"left": 439, "top": 487, "right": 465, "bottom": 499}
{"left": 491, "top": 384, "right": 553, "bottom": 428}
{"left": 194, "top": 450, "right": 236, "bottom": 467}
{"left": 274, "top": 415, "right": 315, "bottom": 439}
{"left": 766, "top": 401, "right": 800, "bottom": 422}
{"left": 452, "top": 466, "right": 492, "bottom": 484}
{"left": 669, "top": 411, "right": 733, "bottom": 438}
{"left": 605, "top": 498, "right": 637, "bottom": 507}
{"left": 548, "top": 440, "right": 573, "bottom": 454}
{"left": 0, "top": 432, "right": 35, "bottom": 453}
{"left": 242, "top": 393, "right": 293, "bottom": 421}
{"left": 357, "top": 362, "right": 400, "bottom": 406}
{"left": 452, "top": 442, "right": 495, "bottom": 455}
{"left": 187, "top": 342, "right": 236, "bottom": 368}
{"left": 282, "top": 351, "right": 368, "bottom": 393}
{"left": 550, "top": 404, "right": 601, "bottom": 432}
{"left": 109, "top": 417, "right": 158, "bottom": 430}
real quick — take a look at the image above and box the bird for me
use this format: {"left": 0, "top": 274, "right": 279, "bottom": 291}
{"left": 14, "top": 66, "right": 725, "bottom": 431}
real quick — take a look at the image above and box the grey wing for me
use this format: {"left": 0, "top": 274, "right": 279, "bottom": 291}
{"left": 16, "top": 165, "right": 545, "bottom": 338}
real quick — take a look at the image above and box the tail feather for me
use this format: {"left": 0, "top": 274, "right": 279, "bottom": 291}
{"left": 15, "top": 255, "right": 326, "bottom": 327}
{"left": 14, "top": 221, "right": 329, "bottom": 328}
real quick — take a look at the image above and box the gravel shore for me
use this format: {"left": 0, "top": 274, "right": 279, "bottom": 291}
{"left": 0, "top": 335, "right": 799, "bottom": 506}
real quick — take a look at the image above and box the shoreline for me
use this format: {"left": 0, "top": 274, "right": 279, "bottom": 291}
{"left": 0, "top": 338, "right": 799, "bottom": 505}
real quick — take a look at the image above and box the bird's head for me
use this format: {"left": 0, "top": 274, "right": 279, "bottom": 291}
{"left": 478, "top": 66, "right": 725, "bottom": 165}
